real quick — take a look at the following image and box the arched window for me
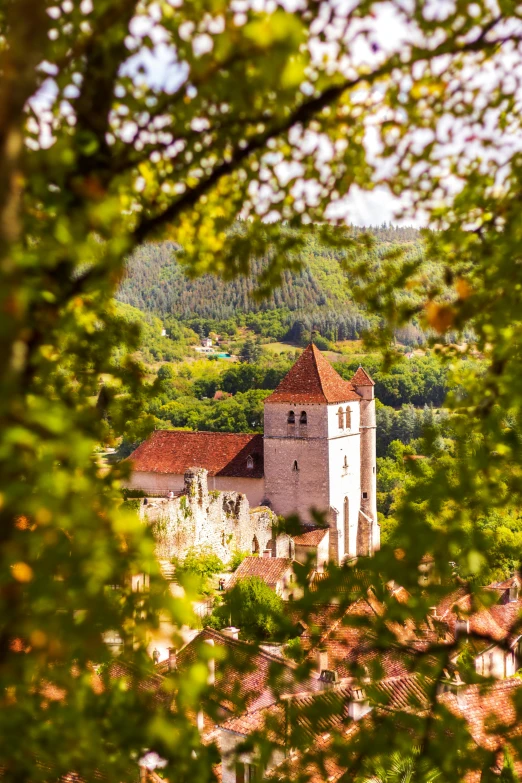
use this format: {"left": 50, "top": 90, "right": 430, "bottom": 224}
{"left": 299, "top": 411, "right": 307, "bottom": 425}
{"left": 345, "top": 406, "right": 351, "bottom": 429}
{"left": 252, "top": 535, "right": 259, "bottom": 554}
{"left": 337, "top": 407, "right": 344, "bottom": 429}
{"left": 293, "top": 460, "right": 299, "bottom": 472}
{"left": 343, "top": 455, "right": 348, "bottom": 472}
{"left": 246, "top": 455, "right": 254, "bottom": 470}
{"left": 287, "top": 410, "right": 295, "bottom": 424}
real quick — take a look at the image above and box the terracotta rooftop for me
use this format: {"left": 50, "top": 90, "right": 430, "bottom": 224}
{"left": 265, "top": 344, "right": 361, "bottom": 405}
{"left": 439, "top": 677, "right": 522, "bottom": 756}
{"left": 128, "top": 430, "right": 264, "bottom": 478}
{"left": 228, "top": 557, "right": 293, "bottom": 589}
{"left": 293, "top": 527, "right": 329, "bottom": 546}
{"left": 175, "top": 628, "right": 321, "bottom": 713}
{"left": 351, "top": 366, "right": 375, "bottom": 387}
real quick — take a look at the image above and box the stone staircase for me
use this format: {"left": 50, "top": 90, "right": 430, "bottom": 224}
{"left": 158, "top": 559, "right": 176, "bottom": 582}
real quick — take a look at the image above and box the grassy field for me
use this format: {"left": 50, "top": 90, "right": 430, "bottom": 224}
{"left": 261, "top": 341, "right": 301, "bottom": 354}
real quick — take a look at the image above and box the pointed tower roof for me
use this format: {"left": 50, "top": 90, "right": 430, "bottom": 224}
{"left": 351, "top": 366, "right": 375, "bottom": 387}
{"left": 265, "top": 344, "right": 361, "bottom": 405}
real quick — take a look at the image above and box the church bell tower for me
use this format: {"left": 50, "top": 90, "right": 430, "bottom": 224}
{"left": 262, "top": 345, "right": 379, "bottom": 563}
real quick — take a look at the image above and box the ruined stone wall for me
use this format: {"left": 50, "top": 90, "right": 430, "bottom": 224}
{"left": 140, "top": 468, "right": 277, "bottom": 565}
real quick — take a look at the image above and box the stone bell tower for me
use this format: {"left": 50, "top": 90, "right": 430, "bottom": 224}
{"left": 262, "top": 345, "right": 379, "bottom": 563}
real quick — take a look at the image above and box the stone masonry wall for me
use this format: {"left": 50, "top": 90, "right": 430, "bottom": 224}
{"left": 140, "top": 468, "right": 276, "bottom": 565}
{"left": 125, "top": 470, "right": 265, "bottom": 508}
{"left": 264, "top": 401, "right": 330, "bottom": 522}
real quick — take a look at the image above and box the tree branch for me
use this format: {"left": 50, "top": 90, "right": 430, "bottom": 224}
{"left": 133, "top": 21, "right": 517, "bottom": 245}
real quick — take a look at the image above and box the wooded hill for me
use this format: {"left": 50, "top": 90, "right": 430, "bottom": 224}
{"left": 117, "top": 225, "right": 423, "bottom": 342}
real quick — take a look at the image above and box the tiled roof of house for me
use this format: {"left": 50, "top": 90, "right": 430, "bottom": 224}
{"left": 107, "top": 660, "right": 171, "bottom": 706}
{"left": 293, "top": 527, "right": 329, "bottom": 546}
{"left": 221, "top": 684, "right": 353, "bottom": 740}
{"left": 351, "top": 366, "right": 375, "bottom": 387}
{"left": 228, "top": 557, "right": 293, "bottom": 589}
{"left": 176, "top": 628, "right": 321, "bottom": 713}
{"left": 439, "top": 677, "right": 522, "bottom": 753}
{"left": 265, "top": 344, "right": 361, "bottom": 405}
{"left": 433, "top": 583, "right": 522, "bottom": 649}
{"left": 370, "top": 673, "right": 431, "bottom": 714}
{"left": 128, "top": 430, "right": 264, "bottom": 478}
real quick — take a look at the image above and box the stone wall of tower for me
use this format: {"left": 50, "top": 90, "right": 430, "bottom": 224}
{"left": 354, "top": 386, "right": 380, "bottom": 554}
{"left": 263, "top": 402, "right": 330, "bottom": 523}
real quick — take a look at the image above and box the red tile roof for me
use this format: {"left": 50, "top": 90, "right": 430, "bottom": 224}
{"left": 228, "top": 557, "right": 293, "bottom": 589}
{"left": 351, "top": 366, "right": 375, "bottom": 387}
{"left": 439, "top": 677, "right": 522, "bottom": 753}
{"left": 128, "top": 430, "right": 264, "bottom": 478}
{"left": 293, "top": 528, "right": 329, "bottom": 546}
{"left": 265, "top": 344, "right": 361, "bottom": 405}
{"left": 176, "top": 628, "right": 321, "bottom": 713}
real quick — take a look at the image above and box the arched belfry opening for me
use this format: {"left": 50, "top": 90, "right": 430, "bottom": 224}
{"left": 299, "top": 411, "right": 307, "bottom": 425}
{"left": 337, "top": 407, "right": 344, "bottom": 429}
{"left": 287, "top": 410, "right": 295, "bottom": 424}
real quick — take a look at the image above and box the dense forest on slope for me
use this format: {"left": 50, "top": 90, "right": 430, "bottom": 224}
{"left": 117, "top": 225, "right": 424, "bottom": 341}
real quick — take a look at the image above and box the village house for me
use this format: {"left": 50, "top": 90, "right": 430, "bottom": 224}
{"left": 227, "top": 556, "right": 297, "bottom": 601}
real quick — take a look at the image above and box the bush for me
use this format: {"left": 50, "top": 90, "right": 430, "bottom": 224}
{"left": 177, "top": 546, "right": 225, "bottom": 593}
{"left": 229, "top": 549, "right": 251, "bottom": 571}
{"left": 284, "top": 637, "right": 304, "bottom": 663}
{"left": 208, "top": 576, "right": 284, "bottom": 640}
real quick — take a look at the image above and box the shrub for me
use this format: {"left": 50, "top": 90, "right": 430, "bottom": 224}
{"left": 229, "top": 549, "right": 251, "bottom": 571}
{"left": 208, "top": 576, "right": 284, "bottom": 640}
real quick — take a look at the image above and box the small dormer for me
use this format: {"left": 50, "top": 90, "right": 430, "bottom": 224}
{"left": 246, "top": 455, "right": 254, "bottom": 471}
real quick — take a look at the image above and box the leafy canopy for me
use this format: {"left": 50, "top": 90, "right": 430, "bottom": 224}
{"left": 2, "top": 1, "right": 522, "bottom": 781}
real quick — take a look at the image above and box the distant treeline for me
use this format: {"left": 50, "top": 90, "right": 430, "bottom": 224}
{"left": 117, "top": 224, "right": 429, "bottom": 346}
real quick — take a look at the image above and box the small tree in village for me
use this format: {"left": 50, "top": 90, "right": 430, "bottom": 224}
{"left": 1, "top": 1, "right": 522, "bottom": 781}
{"left": 208, "top": 577, "right": 285, "bottom": 641}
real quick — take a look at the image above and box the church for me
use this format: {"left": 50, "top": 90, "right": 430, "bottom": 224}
{"left": 126, "top": 344, "right": 379, "bottom": 562}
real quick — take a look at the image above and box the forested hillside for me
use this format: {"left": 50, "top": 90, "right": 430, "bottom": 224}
{"left": 117, "top": 225, "right": 424, "bottom": 343}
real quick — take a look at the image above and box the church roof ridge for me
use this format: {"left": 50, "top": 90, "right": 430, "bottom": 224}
{"left": 265, "top": 344, "right": 361, "bottom": 405}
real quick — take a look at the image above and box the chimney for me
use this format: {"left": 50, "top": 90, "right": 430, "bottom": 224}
{"left": 316, "top": 649, "right": 328, "bottom": 675}
{"left": 348, "top": 687, "right": 371, "bottom": 721}
{"left": 167, "top": 647, "right": 177, "bottom": 672}
{"left": 205, "top": 638, "right": 215, "bottom": 685}
{"left": 222, "top": 626, "right": 240, "bottom": 640}
{"left": 429, "top": 606, "right": 438, "bottom": 618}
{"left": 262, "top": 549, "right": 272, "bottom": 558}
